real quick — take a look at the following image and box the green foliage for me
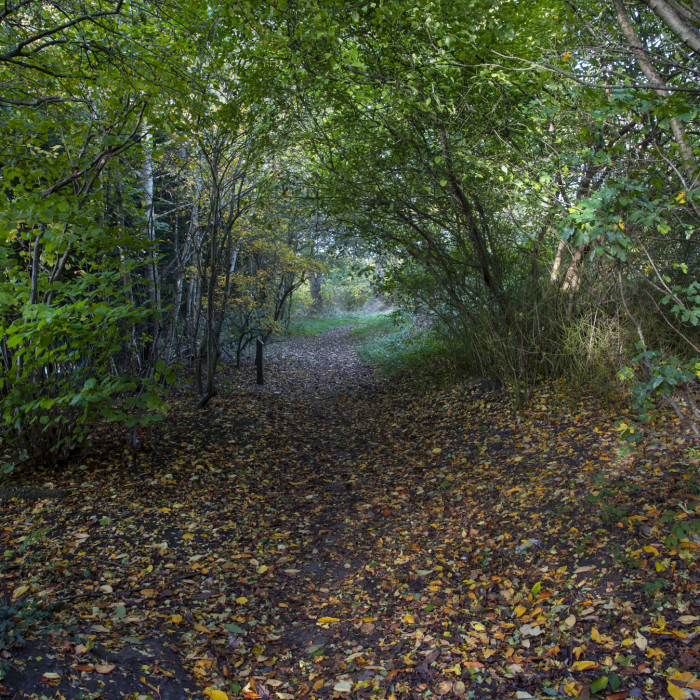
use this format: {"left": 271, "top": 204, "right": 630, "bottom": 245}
{"left": 352, "top": 312, "right": 457, "bottom": 387}
{"left": 293, "top": 262, "right": 375, "bottom": 316}
{"left": 1, "top": 0, "right": 698, "bottom": 462}
{"left": 617, "top": 346, "right": 700, "bottom": 445}
{"left": 286, "top": 314, "right": 369, "bottom": 338}
{"left": 0, "top": 188, "right": 168, "bottom": 463}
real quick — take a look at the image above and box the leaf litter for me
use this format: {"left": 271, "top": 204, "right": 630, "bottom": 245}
{"left": 0, "top": 327, "right": 697, "bottom": 699}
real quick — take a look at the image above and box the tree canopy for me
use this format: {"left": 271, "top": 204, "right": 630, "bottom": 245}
{"left": 0, "top": 0, "right": 698, "bottom": 460}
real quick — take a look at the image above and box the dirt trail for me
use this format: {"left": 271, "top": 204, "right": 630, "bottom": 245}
{"left": 1, "top": 328, "right": 697, "bottom": 700}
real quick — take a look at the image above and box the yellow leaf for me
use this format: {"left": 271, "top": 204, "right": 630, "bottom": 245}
{"left": 514, "top": 605, "right": 527, "bottom": 618}
{"left": 670, "top": 672, "right": 694, "bottom": 683}
{"left": 564, "top": 614, "right": 576, "bottom": 627}
{"left": 678, "top": 616, "right": 699, "bottom": 625}
{"left": 11, "top": 584, "right": 29, "bottom": 601}
{"left": 651, "top": 616, "right": 666, "bottom": 632}
{"left": 646, "top": 647, "right": 666, "bottom": 660}
{"left": 182, "top": 533, "right": 194, "bottom": 540}
{"left": 656, "top": 561, "right": 668, "bottom": 572}
{"left": 403, "top": 613, "right": 415, "bottom": 623}
{"left": 235, "top": 596, "right": 248, "bottom": 605}
{"left": 431, "top": 448, "right": 442, "bottom": 454}
{"left": 571, "top": 660, "right": 598, "bottom": 671}
{"left": 591, "top": 627, "right": 602, "bottom": 643}
{"left": 564, "top": 681, "right": 583, "bottom": 697}
{"left": 644, "top": 545, "right": 659, "bottom": 556}
{"left": 158, "top": 507, "right": 171, "bottom": 513}
{"left": 204, "top": 689, "right": 230, "bottom": 700}
{"left": 667, "top": 680, "right": 688, "bottom": 700}
{"left": 194, "top": 623, "right": 208, "bottom": 633}
{"left": 618, "top": 218, "right": 625, "bottom": 230}
{"left": 257, "top": 565, "right": 268, "bottom": 574}
{"left": 472, "top": 622, "right": 486, "bottom": 631}
{"left": 170, "top": 614, "right": 183, "bottom": 625}
{"left": 317, "top": 616, "right": 340, "bottom": 624}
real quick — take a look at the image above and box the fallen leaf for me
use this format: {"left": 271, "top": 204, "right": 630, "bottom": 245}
{"left": 95, "top": 664, "right": 116, "bottom": 674}
{"left": 571, "top": 660, "right": 599, "bottom": 671}
{"left": 435, "top": 680, "right": 453, "bottom": 695}
{"left": 11, "top": 584, "right": 29, "bottom": 601}
{"left": 204, "top": 689, "right": 229, "bottom": 700}
{"left": 667, "top": 681, "right": 688, "bottom": 700}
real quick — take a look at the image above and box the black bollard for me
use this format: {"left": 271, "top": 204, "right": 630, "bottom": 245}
{"left": 256, "top": 338, "right": 264, "bottom": 385}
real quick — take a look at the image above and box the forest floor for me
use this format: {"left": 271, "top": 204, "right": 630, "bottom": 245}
{"left": 0, "top": 327, "right": 698, "bottom": 700}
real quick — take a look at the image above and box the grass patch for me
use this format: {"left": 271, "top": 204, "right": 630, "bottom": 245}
{"left": 351, "top": 312, "right": 453, "bottom": 386}
{"left": 348, "top": 313, "right": 401, "bottom": 341}
{"left": 285, "top": 312, "right": 384, "bottom": 338}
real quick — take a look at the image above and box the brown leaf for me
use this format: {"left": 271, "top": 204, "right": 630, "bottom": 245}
{"left": 95, "top": 664, "right": 116, "bottom": 674}
{"left": 434, "top": 680, "right": 453, "bottom": 696}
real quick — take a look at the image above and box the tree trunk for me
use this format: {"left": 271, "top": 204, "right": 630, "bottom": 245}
{"left": 643, "top": 0, "right": 700, "bottom": 55}
{"left": 141, "top": 123, "right": 161, "bottom": 359}
{"left": 309, "top": 273, "right": 323, "bottom": 313}
{"left": 613, "top": 0, "right": 698, "bottom": 186}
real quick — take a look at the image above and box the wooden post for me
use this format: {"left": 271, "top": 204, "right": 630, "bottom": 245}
{"left": 256, "top": 338, "right": 264, "bottom": 385}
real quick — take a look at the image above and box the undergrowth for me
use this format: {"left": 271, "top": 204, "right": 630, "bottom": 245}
{"left": 352, "top": 312, "right": 456, "bottom": 387}
{"left": 285, "top": 312, "right": 378, "bottom": 338}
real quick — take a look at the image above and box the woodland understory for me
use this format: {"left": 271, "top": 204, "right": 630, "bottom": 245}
{"left": 1, "top": 0, "right": 700, "bottom": 698}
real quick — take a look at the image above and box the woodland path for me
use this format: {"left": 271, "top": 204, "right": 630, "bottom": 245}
{"left": 1, "top": 328, "right": 697, "bottom": 700}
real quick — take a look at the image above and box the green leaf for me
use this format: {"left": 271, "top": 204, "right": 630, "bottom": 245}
{"left": 608, "top": 674, "right": 621, "bottom": 691}
{"left": 590, "top": 676, "right": 608, "bottom": 694}
{"left": 225, "top": 623, "right": 245, "bottom": 634}
{"left": 531, "top": 581, "right": 541, "bottom": 597}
